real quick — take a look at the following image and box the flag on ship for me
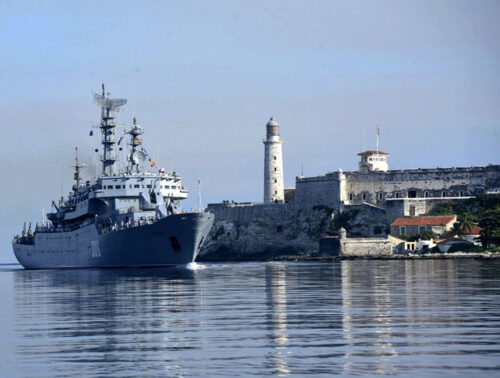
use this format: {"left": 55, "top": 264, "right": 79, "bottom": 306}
{"left": 148, "top": 157, "right": 156, "bottom": 167}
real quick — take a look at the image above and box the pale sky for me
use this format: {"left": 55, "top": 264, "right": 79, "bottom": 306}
{"left": 1, "top": 1, "right": 499, "bottom": 262}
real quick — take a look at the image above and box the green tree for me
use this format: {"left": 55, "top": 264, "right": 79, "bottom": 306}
{"left": 478, "top": 209, "right": 500, "bottom": 248}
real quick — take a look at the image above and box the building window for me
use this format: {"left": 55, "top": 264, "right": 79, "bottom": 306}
{"left": 274, "top": 179, "right": 277, "bottom": 183}
{"left": 419, "top": 226, "right": 426, "bottom": 234}
{"left": 349, "top": 193, "right": 353, "bottom": 201}
{"left": 274, "top": 156, "right": 277, "bottom": 160}
{"left": 400, "top": 226, "right": 406, "bottom": 235}
{"left": 275, "top": 190, "right": 277, "bottom": 194}
{"left": 274, "top": 168, "right": 277, "bottom": 172}
{"left": 409, "top": 205, "right": 416, "bottom": 216}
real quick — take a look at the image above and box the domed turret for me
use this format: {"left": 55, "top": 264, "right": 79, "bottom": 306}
{"left": 266, "top": 117, "right": 280, "bottom": 137}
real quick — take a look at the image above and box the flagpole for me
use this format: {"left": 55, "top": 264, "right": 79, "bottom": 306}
{"left": 198, "top": 178, "right": 203, "bottom": 213}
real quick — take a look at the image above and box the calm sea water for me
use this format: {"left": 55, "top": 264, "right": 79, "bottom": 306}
{"left": 0, "top": 259, "right": 499, "bottom": 377}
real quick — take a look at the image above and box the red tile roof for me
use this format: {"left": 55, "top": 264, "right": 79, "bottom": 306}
{"left": 460, "top": 224, "right": 483, "bottom": 235}
{"left": 357, "top": 150, "right": 390, "bottom": 156}
{"left": 391, "top": 216, "right": 457, "bottom": 226}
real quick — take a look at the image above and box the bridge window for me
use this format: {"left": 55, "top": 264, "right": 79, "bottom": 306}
{"left": 134, "top": 185, "right": 140, "bottom": 188}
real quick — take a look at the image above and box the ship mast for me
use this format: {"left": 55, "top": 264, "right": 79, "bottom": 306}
{"left": 71, "top": 146, "right": 85, "bottom": 194}
{"left": 93, "top": 84, "right": 127, "bottom": 176}
{"left": 127, "top": 116, "right": 146, "bottom": 173}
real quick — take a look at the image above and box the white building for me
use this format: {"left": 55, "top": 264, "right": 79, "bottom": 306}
{"left": 358, "top": 150, "right": 390, "bottom": 173}
{"left": 263, "top": 117, "right": 285, "bottom": 203}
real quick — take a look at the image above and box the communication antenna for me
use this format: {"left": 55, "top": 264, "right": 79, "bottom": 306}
{"left": 71, "top": 146, "right": 85, "bottom": 194}
{"left": 376, "top": 123, "right": 380, "bottom": 155}
{"left": 301, "top": 161, "right": 304, "bottom": 177}
{"left": 61, "top": 165, "right": 64, "bottom": 199}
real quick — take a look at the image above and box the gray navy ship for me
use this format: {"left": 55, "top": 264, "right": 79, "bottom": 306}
{"left": 12, "top": 85, "right": 214, "bottom": 269}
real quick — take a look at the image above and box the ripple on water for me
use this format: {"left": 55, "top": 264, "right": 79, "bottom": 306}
{"left": 0, "top": 260, "right": 499, "bottom": 377}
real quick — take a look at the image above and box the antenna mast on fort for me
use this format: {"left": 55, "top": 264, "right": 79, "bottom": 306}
{"left": 376, "top": 123, "right": 380, "bottom": 155}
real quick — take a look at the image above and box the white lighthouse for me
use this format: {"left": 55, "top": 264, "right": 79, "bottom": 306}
{"left": 263, "top": 117, "right": 285, "bottom": 203}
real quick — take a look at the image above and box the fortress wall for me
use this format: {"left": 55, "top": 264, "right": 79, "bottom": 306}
{"left": 344, "top": 165, "right": 500, "bottom": 206}
{"left": 294, "top": 173, "right": 342, "bottom": 210}
{"left": 201, "top": 202, "right": 333, "bottom": 259}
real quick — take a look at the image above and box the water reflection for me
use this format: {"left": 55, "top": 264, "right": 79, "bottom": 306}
{"left": 265, "top": 264, "right": 290, "bottom": 376}
{"left": 12, "top": 267, "right": 200, "bottom": 376}
{"left": 2, "top": 260, "right": 499, "bottom": 377}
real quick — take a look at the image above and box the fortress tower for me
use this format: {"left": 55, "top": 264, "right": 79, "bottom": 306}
{"left": 263, "top": 117, "right": 285, "bottom": 203}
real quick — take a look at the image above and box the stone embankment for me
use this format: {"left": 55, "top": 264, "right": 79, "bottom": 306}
{"left": 199, "top": 202, "right": 333, "bottom": 261}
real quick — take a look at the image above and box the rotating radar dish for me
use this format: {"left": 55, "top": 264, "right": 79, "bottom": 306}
{"left": 93, "top": 93, "right": 127, "bottom": 111}
{"left": 132, "top": 150, "right": 147, "bottom": 165}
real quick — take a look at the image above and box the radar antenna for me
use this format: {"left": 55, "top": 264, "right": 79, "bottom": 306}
{"left": 93, "top": 84, "right": 128, "bottom": 176}
{"left": 71, "top": 146, "right": 85, "bottom": 194}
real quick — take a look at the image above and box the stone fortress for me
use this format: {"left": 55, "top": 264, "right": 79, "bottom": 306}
{"left": 200, "top": 118, "right": 500, "bottom": 259}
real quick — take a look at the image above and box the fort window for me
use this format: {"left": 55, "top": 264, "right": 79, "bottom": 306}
{"left": 378, "top": 192, "right": 383, "bottom": 200}
{"left": 362, "top": 193, "right": 366, "bottom": 201}
{"left": 276, "top": 225, "right": 283, "bottom": 233}
{"left": 395, "top": 192, "right": 400, "bottom": 198}
{"left": 459, "top": 191, "right": 464, "bottom": 197}
{"left": 275, "top": 190, "right": 277, "bottom": 194}
{"left": 409, "top": 205, "right": 416, "bottom": 216}
{"left": 442, "top": 191, "right": 446, "bottom": 197}
{"left": 408, "top": 190, "right": 417, "bottom": 198}
{"left": 424, "top": 191, "right": 429, "bottom": 198}
{"left": 349, "top": 193, "right": 353, "bottom": 201}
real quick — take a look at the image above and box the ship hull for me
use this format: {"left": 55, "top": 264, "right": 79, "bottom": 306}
{"left": 13, "top": 213, "right": 214, "bottom": 269}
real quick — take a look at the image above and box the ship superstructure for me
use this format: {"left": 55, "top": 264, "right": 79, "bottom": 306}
{"left": 12, "top": 85, "right": 214, "bottom": 269}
